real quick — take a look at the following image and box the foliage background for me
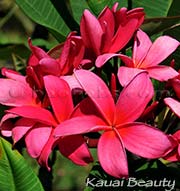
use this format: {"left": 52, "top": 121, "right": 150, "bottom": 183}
{"left": 0, "top": 0, "right": 180, "bottom": 190}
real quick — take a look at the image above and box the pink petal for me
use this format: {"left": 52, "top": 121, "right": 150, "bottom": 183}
{"left": 0, "top": 79, "right": 37, "bottom": 107}
{"left": 133, "top": 29, "right": 152, "bottom": 66}
{"left": 114, "top": 7, "right": 127, "bottom": 25}
{"left": 163, "top": 135, "right": 179, "bottom": 162}
{"left": 171, "top": 79, "right": 180, "bottom": 99}
{"left": 117, "top": 66, "right": 144, "bottom": 87}
{"left": 39, "top": 58, "right": 61, "bottom": 76}
{"left": 12, "top": 118, "right": 36, "bottom": 143}
{"left": 71, "top": 36, "right": 85, "bottom": 69}
{"left": 178, "top": 145, "right": 180, "bottom": 156}
{"left": 25, "top": 126, "right": 51, "bottom": 158}
{"left": 116, "top": 72, "right": 154, "bottom": 124}
{"left": 38, "top": 130, "right": 58, "bottom": 170}
{"left": 127, "top": 8, "right": 145, "bottom": 28}
{"left": 109, "top": 18, "right": 138, "bottom": 52}
{"left": 54, "top": 116, "right": 108, "bottom": 138}
{"left": 7, "top": 106, "right": 57, "bottom": 126}
{"left": 95, "top": 53, "right": 120, "bottom": 68}
{"left": 173, "top": 130, "right": 180, "bottom": 140}
{"left": 118, "top": 122, "right": 172, "bottom": 158}
{"left": 0, "top": 120, "right": 13, "bottom": 137}
{"left": 98, "top": 131, "right": 128, "bottom": 178}
{"left": 80, "top": 9, "right": 103, "bottom": 55}
{"left": 71, "top": 97, "right": 103, "bottom": 119}
{"left": 164, "top": 98, "right": 180, "bottom": 118}
{"left": 112, "top": 2, "right": 119, "bottom": 12}
{"left": 164, "top": 149, "right": 180, "bottom": 162}
{"left": 44, "top": 75, "right": 73, "bottom": 123}
{"left": 98, "top": 7, "right": 114, "bottom": 39}
{"left": 28, "top": 38, "right": 49, "bottom": 60}
{"left": 28, "top": 54, "right": 39, "bottom": 66}
{"left": 0, "top": 113, "right": 17, "bottom": 126}
{"left": 60, "top": 35, "right": 85, "bottom": 72}
{"left": 147, "top": 66, "right": 179, "bottom": 81}
{"left": 60, "top": 75, "right": 83, "bottom": 90}
{"left": 58, "top": 33, "right": 73, "bottom": 74}
{"left": 58, "top": 135, "right": 93, "bottom": 165}
{"left": 1, "top": 68, "right": 25, "bottom": 83}
{"left": 0, "top": 113, "right": 17, "bottom": 137}
{"left": 118, "top": 54, "right": 134, "bottom": 67}
{"left": 26, "top": 66, "right": 43, "bottom": 90}
{"left": 141, "top": 36, "right": 179, "bottom": 68}
{"left": 98, "top": 7, "right": 115, "bottom": 52}
{"left": 74, "top": 69, "right": 115, "bottom": 124}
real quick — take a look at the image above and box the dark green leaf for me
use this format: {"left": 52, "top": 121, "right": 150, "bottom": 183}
{"left": 142, "top": 16, "right": 180, "bottom": 36}
{"left": 86, "top": 0, "right": 127, "bottom": 16}
{"left": 163, "top": 0, "right": 180, "bottom": 64}
{"left": 133, "top": 0, "right": 173, "bottom": 17}
{"left": 69, "top": 0, "right": 90, "bottom": 24}
{"left": 0, "top": 137, "right": 44, "bottom": 191}
{"left": 15, "top": 0, "right": 71, "bottom": 41}
{"left": 51, "top": 0, "right": 79, "bottom": 32}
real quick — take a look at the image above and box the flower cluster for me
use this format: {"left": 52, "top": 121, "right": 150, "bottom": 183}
{"left": 0, "top": 3, "right": 179, "bottom": 178}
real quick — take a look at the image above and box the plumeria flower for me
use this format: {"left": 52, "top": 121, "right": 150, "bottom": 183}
{"left": 80, "top": 3, "right": 144, "bottom": 59}
{"left": 96, "top": 29, "right": 179, "bottom": 86}
{"left": 170, "top": 70, "right": 180, "bottom": 99}
{"left": 164, "top": 130, "right": 180, "bottom": 161}
{"left": 54, "top": 69, "right": 172, "bottom": 178}
{"left": 27, "top": 32, "right": 87, "bottom": 91}
{"left": 163, "top": 75, "right": 180, "bottom": 162}
{"left": 164, "top": 72, "right": 180, "bottom": 119}
{"left": 0, "top": 70, "right": 93, "bottom": 169}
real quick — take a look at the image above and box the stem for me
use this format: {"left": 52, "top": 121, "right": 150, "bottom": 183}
{"left": 38, "top": 151, "right": 56, "bottom": 191}
{"left": 38, "top": 167, "right": 53, "bottom": 191}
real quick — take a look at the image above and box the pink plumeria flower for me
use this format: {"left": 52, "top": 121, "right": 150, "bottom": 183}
{"left": 96, "top": 29, "right": 179, "bottom": 86}
{"left": 164, "top": 130, "right": 180, "bottom": 161}
{"left": 170, "top": 71, "right": 180, "bottom": 99}
{"left": 54, "top": 69, "right": 172, "bottom": 178}
{"left": 164, "top": 71, "right": 180, "bottom": 119}
{"left": 27, "top": 32, "right": 87, "bottom": 91}
{"left": 0, "top": 72, "right": 93, "bottom": 169}
{"left": 80, "top": 3, "right": 144, "bottom": 58}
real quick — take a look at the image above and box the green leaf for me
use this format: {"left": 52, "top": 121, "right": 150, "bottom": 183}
{"left": 15, "top": 0, "right": 71, "bottom": 42}
{"left": 0, "top": 137, "right": 44, "bottom": 191}
{"left": 133, "top": 0, "right": 177, "bottom": 37}
{"left": 133, "top": 0, "right": 173, "bottom": 17}
{"left": 166, "top": 0, "right": 180, "bottom": 38}
{"left": 86, "top": 0, "right": 127, "bottom": 16}
{"left": 166, "top": 0, "right": 180, "bottom": 17}
{"left": 69, "top": 0, "right": 90, "bottom": 24}
{"left": 163, "top": 0, "right": 180, "bottom": 65}
{"left": 51, "top": 0, "right": 79, "bottom": 32}
{"left": 142, "top": 16, "right": 180, "bottom": 36}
